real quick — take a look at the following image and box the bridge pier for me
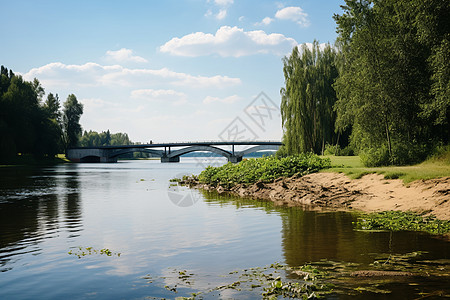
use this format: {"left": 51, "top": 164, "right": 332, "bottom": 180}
{"left": 161, "top": 156, "right": 180, "bottom": 163}
{"left": 228, "top": 156, "right": 242, "bottom": 163}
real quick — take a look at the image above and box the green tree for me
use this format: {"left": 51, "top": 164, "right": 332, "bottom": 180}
{"left": 100, "top": 129, "right": 111, "bottom": 146}
{"left": 333, "top": 0, "right": 449, "bottom": 166}
{"left": 44, "top": 93, "right": 61, "bottom": 121}
{"left": 111, "top": 132, "right": 131, "bottom": 145}
{"left": 280, "top": 41, "right": 340, "bottom": 155}
{"left": 79, "top": 130, "right": 132, "bottom": 147}
{"left": 62, "top": 94, "right": 83, "bottom": 150}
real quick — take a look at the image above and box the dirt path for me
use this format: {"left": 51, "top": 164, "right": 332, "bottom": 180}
{"left": 197, "top": 173, "right": 450, "bottom": 220}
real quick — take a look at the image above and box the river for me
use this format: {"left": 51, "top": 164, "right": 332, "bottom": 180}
{"left": 0, "top": 159, "right": 449, "bottom": 299}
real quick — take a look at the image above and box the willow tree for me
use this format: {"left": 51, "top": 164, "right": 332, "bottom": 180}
{"left": 280, "top": 41, "right": 339, "bottom": 155}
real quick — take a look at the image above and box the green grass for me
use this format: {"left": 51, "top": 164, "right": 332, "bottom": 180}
{"left": 0, "top": 154, "right": 70, "bottom": 166}
{"left": 322, "top": 154, "right": 450, "bottom": 183}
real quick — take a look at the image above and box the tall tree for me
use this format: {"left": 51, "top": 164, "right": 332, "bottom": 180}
{"left": 44, "top": 93, "right": 61, "bottom": 121}
{"left": 62, "top": 94, "right": 83, "bottom": 150}
{"left": 280, "top": 41, "right": 340, "bottom": 155}
{"left": 333, "top": 0, "right": 449, "bottom": 166}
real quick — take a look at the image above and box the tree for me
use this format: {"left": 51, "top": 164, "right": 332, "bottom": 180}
{"left": 44, "top": 93, "right": 61, "bottom": 121}
{"left": 333, "top": 0, "right": 449, "bottom": 166}
{"left": 79, "top": 130, "right": 132, "bottom": 147}
{"left": 62, "top": 94, "right": 83, "bottom": 150}
{"left": 280, "top": 41, "right": 340, "bottom": 155}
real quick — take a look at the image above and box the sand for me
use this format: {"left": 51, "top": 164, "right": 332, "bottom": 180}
{"left": 196, "top": 173, "right": 450, "bottom": 220}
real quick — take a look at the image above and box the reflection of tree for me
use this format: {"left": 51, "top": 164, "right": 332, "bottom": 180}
{"left": 199, "top": 190, "right": 450, "bottom": 270}
{"left": 64, "top": 170, "right": 82, "bottom": 237}
{"left": 0, "top": 166, "right": 82, "bottom": 271}
{"left": 280, "top": 209, "right": 356, "bottom": 266}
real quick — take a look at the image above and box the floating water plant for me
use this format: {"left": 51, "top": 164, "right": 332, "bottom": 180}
{"left": 354, "top": 211, "right": 450, "bottom": 235}
{"left": 68, "top": 246, "right": 121, "bottom": 258}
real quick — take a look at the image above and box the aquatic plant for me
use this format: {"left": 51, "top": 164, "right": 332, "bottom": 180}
{"left": 355, "top": 211, "right": 450, "bottom": 235}
{"left": 68, "top": 246, "right": 121, "bottom": 258}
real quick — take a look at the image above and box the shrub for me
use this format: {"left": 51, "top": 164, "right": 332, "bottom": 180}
{"left": 360, "top": 145, "right": 390, "bottom": 167}
{"left": 198, "top": 153, "right": 331, "bottom": 188}
{"left": 324, "top": 143, "right": 354, "bottom": 156}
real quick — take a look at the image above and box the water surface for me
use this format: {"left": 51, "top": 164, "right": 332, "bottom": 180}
{"left": 0, "top": 159, "right": 448, "bottom": 299}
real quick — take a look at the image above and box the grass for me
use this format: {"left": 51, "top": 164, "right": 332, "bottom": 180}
{"left": 0, "top": 154, "right": 70, "bottom": 166}
{"left": 322, "top": 154, "right": 450, "bottom": 183}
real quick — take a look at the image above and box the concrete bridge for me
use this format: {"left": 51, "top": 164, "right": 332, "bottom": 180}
{"left": 67, "top": 141, "right": 282, "bottom": 163}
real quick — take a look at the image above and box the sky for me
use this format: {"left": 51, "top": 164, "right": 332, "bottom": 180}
{"left": 1, "top": 0, "right": 345, "bottom": 143}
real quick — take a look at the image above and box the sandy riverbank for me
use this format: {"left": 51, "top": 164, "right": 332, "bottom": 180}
{"left": 194, "top": 173, "right": 450, "bottom": 220}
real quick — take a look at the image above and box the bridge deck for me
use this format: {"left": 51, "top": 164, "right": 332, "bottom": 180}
{"left": 70, "top": 141, "right": 282, "bottom": 150}
{"left": 67, "top": 141, "right": 282, "bottom": 163}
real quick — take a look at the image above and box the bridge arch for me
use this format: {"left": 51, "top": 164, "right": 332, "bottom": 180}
{"left": 166, "top": 145, "right": 232, "bottom": 159}
{"left": 109, "top": 148, "right": 164, "bottom": 158}
{"left": 237, "top": 144, "right": 280, "bottom": 157}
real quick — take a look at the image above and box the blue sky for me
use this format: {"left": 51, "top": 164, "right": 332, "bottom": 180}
{"left": 2, "top": 0, "right": 344, "bottom": 143}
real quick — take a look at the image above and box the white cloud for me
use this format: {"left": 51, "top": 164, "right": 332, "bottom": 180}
{"left": 23, "top": 62, "right": 241, "bottom": 89}
{"left": 255, "top": 17, "right": 274, "bottom": 26}
{"left": 204, "top": 9, "right": 212, "bottom": 17}
{"left": 205, "top": 0, "right": 233, "bottom": 20}
{"left": 81, "top": 98, "right": 118, "bottom": 113}
{"left": 160, "top": 26, "right": 297, "bottom": 57}
{"left": 301, "top": 42, "right": 330, "bottom": 53}
{"left": 238, "top": 16, "right": 245, "bottom": 22}
{"left": 203, "top": 95, "right": 242, "bottom": 104}
{"left": 105, "top": 48, "right": 148, "bottom": 63}
{"left": 131, "top": 89, "right": 187, "bottom": 105}
{"left": 214, "top": 0, "right": 233, "bottom": 5}
{"left": 275, "top": 6, "right": 310, "bottom": 27}
{"left": 216, "top": 9, "right": 227, "bottom": 20}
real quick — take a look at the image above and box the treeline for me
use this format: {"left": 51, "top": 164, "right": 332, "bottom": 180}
{"left": 280, "top": 0, "right": 449, "bottom": 166}
{"left": 79, "top": 130, "right": 154, "bottom": 159}
{"left": 0, "top": 66, "right": 83, "bottom": 161}
{"left": 79, "top": 130, "right": 132, "bottom": 147}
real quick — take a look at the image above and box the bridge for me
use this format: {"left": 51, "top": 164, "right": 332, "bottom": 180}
{"left": 67, "top": 141, "right": 282, "bottom": 163}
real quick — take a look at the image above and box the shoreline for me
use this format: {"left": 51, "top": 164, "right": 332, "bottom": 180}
{"left": 188, "top": 172, "right": 450, "bottom": 221}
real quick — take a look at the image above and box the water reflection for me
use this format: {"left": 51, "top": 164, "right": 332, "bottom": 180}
{"left": 199, "top": 189, "right": 450, "bottom": 267}
{"left": 0, "top": 166, "right": 82, "bottom": 271}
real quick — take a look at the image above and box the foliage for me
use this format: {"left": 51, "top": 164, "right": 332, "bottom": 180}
{"left": 62, "top": 94, "right": 83, "bottom": 150}
{"left": 280, "top": 41, "right": 343, "bottom": 155}
{"left": 333, "top": 0, "right": 450, "bottom": 166}
{"left": 68, "top": 246, "right": 121, "bottom": 258}
{"left": 0, "top": 66, "right": 77, "bottom": 160}
{"left": 198, "top": 154, "right": 331, "bottom": 188}
{"left": 355, "top": 211, "right": 450, "bottom": 235}
{"left": 323, "top": 143, "right": 354, "bottom": 156}
{"left": 156, "top": 263, "right": 331, "bottom": 299}
{"left": 426, "top": 144, "right": 450, "bottom": 165}
{"left": 79, "top": 130, "right": 132, "bottom": 147}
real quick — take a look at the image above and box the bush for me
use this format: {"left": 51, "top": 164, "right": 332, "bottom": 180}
{"left": 360, "top": 142, "right": 430, "bottom": 167}
{"left": 427, "top": 144, "right": 450, "bottom": 164}
{"left": 359, "top": 146, "right": 390, "bottom": 167}
{"left": 323, "top": 143, "right": 354, "bottom": 156}
{"left": 198, "top": 153, "right": 331, "bottom": 188}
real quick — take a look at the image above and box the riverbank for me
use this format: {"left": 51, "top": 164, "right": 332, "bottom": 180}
{"left": 194, "top": 172, "right": 450, "bottom": 220}
{"left": 0, "top": 154, "right": 70, "bottom": 167}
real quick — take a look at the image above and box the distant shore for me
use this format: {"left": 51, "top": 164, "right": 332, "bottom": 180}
{"left": 189, "top": 172, "right": 450, "bottom": 220}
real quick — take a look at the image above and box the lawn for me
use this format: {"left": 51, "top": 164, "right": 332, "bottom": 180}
{"left": 322, "top": 154, "right": 450, "bottom": 183}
